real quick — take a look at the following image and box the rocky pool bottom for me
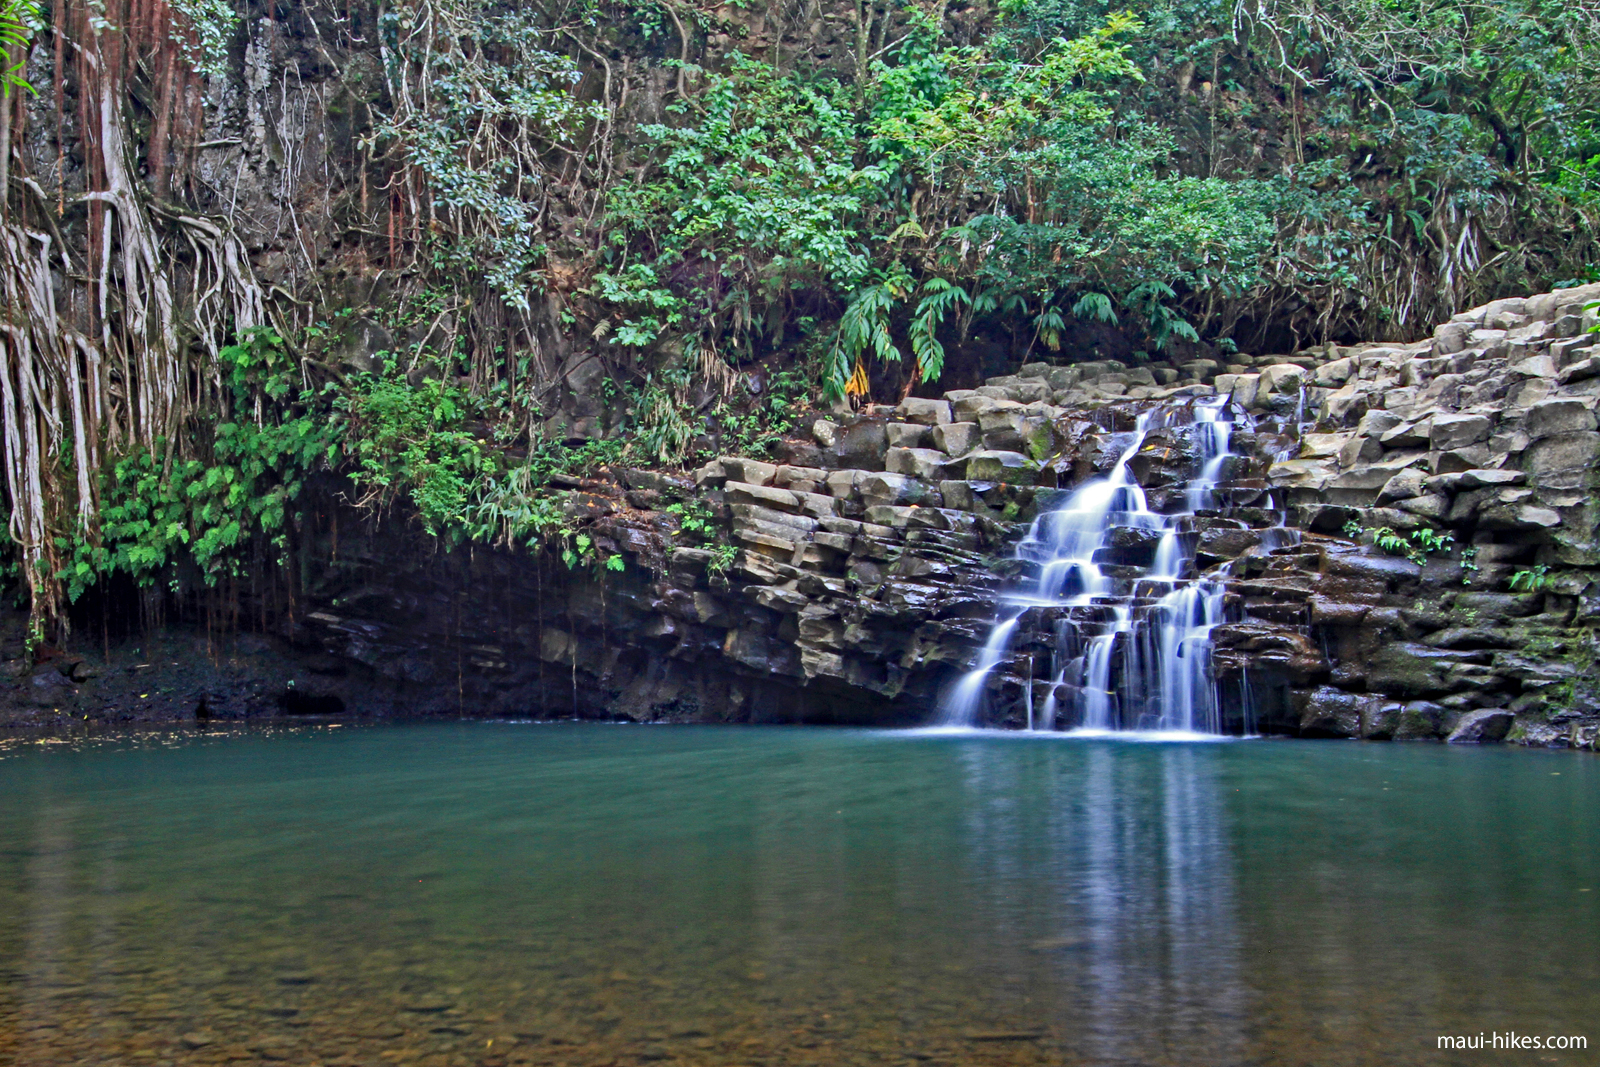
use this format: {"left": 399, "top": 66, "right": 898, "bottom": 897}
{"left": 0, "top": 723, "right": 1595, "bottom": 1067}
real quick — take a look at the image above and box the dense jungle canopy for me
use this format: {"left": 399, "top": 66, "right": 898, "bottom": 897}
{"left": 0, "top": 0, "right": 1598, "bottom": 627}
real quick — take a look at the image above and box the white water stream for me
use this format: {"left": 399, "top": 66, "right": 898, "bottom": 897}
{"left": 942, "top": 398, "right": 1239, "bottom": 734}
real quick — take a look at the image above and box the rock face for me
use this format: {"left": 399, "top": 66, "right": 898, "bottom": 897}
{"left": 4, "top": 290, "right": 1597, "bottom": 748}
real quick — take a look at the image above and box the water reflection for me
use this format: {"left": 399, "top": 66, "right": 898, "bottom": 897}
{"left": 0, "top": 726, "right": 1595, "bottom": 1067}
{"left": 950, "top": 740, "right": 1247, "bottom": 1063}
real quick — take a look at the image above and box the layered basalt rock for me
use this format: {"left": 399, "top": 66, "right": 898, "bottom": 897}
{"left": 4, "top": 287, "right": 1598, "bottom": 747}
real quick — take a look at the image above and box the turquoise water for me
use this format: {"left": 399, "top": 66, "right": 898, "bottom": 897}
{"left": 0, "top": 724, "right": 1595, "bottom": 1066}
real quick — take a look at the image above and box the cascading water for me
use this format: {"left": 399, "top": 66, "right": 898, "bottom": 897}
{"left": 941, "top": 397, "right": 1242, "bottom": 734}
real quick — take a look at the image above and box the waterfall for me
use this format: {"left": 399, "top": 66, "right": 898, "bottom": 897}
{"left": 941, "top": 397, "right": 1241, "bottom": 734}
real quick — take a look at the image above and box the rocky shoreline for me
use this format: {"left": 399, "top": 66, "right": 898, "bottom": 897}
{"left": 4, "top": 286, "right": 1598, "bottom": 748}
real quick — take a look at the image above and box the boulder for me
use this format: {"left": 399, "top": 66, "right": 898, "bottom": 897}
{"left": 1479, "top": 504, "right": 1561, "bottom": 529}
{"left": 1433, "top": 322, "right": 1473, "bottom": 356}
{"left": 1429, "top": 413, "right": 1494, "bottom": 450}
{"left": 1357, "top": 410, "right": 1403, "bottom": 438}
{"left": 725, "top": 480, "right": 801, "bottom": 513}
{"left": 965, "top": 450, "right": 1035, "bottom": 483}
{"left": 1558, "top": 358, "right": 1600, "bottom": 384}
{"left": 1522, "top": 431, "right": 1599, "bottom": 490}
{"left": 1524, "top": 398, "right": 1597, "bottom": 439}
{"left": 1377, "top": 468, "right": 1427, "bottom": 503}
{"left": 1509, "top": 354, "right": 1557, "bottom": 379}
{"left": 886, "top": 422, "right": 933, "bottom": 449}
{"left": 1230, "top": 374, "right": 1262, "bottom": 410}
{"left": 859, "top": 471, "right": 924, "bottom": 508}
{"left": 1362, "top": 703, "right": 1403, "bottom": 740}
{"left": 1380, "top": 419, "right": 1432, "bottom": 449}
{"left": 885, "top": 447, "right": 953, "bottom": 481}
{"left": 720, "top": 457, "right": 777, "bottom": 486}
{"left": 1322, "top": 379, "right": 1368, "bottom": 423}
{"left": 982, "top": 378, "right": 1050, "bottom": 404}
{"left": 1260, "top": 363, "right": 1306, "bottom": 394}
{"left": 1393, "top": 701, "right": 1448, "bottom": 740}
{"left": 1398, "top": 494, "right": 1448, "bottom": 519}
{"left": 1446, "top": 708, "right": 1514, "bottom": 744}
{"left": 1314, "top": 357, "right": 1354, "bottom": 387}
{"left": 932, "top": 422, "right": 980, "bottom": 457}
{"left": 833, "top": 420, "right": 889, "bottom": 471}
{"left": 953, "top": 394, "right": 1022, "bottom": 424}
{"left": 1299, "top": 686, "right": 1369, "bottom": 738}
{"left": 1339, "top": 436, "right": 1384, "bottom": 467}
{"left": 1299, "top": 433, "right": 1349, "bottom": 459}
{"left": 1430, "top": 446, "right": 1495, "bottom": 475}
{"left": 825, "top": 469, "right": 865, "bottom": 499}
{"left": 896, "top": 397, "right": 953, "bottom": 426}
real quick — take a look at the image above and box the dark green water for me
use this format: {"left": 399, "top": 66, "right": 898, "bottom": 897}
{"left": 0, "top": 724, "right": 1595, "bottom": 1067}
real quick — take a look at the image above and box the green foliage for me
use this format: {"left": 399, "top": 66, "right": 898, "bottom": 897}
{"left": 626, "top": 367, "right": 699, "bottom": 465}
{"left": 58, "top": 330, "right": 339, "bottom": 599}
{"left": 169, "top": 0, "right": 237, "bottom": 80}
{"left": 713, "top": 368, "right": 809, "bottom": 458}
{"left": 1344, "top": 521, "right": 1455, "bottom": 566}
{"left": 601, "top": 10, "right": 1326, "bottom": 394}
{"left": 601, "top": 54, "right": 883, "bottom": 358}
{"left": 668, "top": 499, "right": 739, "bottom": 581}
{"left": 826, "top": 271, "right": 910, "bottom": 402}
{"left": 1510, "top": 565, "right": 1556, "bottom": 594}
{"left": 337, "top": 363, "right": 493, "bottom": 538}
{"left": 0, "top": 0, "right": 38, "bottom": 96}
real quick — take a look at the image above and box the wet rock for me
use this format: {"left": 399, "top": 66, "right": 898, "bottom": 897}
{"left": 1394, "top": 701, "right": 1449, "bottom": 740}
{"left": 1300, "top": 686, "right": 1369, "bottom": 738}
{"left": 1367, "top": 643, "right": 1463, "bottom": 696}
{"left": 1096, "top": 526, "right": 1164, "bottom": 568}
{"left": 1196, "top": 527, "right": 1262, "bottom": 565}
{"left": 1446, "top": 708, "right": 1514, "bottom": 744}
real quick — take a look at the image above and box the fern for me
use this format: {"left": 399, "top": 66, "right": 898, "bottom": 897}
{"left": 825, "top": 279, "right": 903, "bottom": 402}
{"left": 0, "top": 1, "right": 37, "bottom": 96}
{"left": 1033, "top": 306, "right": 1066, "bottom": 350}
{"left": 1072, "top": 291, "right": 1117, "bottom": 324}
{"left": 909, "top": 278, "right": 969, "bottom": 383}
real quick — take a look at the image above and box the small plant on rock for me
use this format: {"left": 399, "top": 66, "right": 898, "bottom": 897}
{"left": 1510, "top": 565, "right": 1556, "bottom": 594}
{"left": 1344, "top": 521, "right": 1455, "bottom": 566}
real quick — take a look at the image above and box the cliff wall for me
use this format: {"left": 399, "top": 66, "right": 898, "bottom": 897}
{"left": 6, "top": 285, "right": 1597, "bottom": 749}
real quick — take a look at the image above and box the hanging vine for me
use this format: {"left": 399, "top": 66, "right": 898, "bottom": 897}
{"left": 0, "top": 0, "right": 265, "bottom": 626}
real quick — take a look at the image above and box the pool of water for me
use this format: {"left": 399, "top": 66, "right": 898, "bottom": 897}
{"left": 0, "top": 723, "right": 1594, "bottom": 1067}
